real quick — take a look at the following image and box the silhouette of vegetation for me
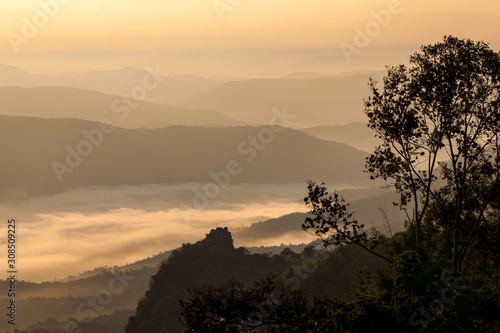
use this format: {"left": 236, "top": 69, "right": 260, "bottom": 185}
{"left": 125, "top": 227, "right": 293, "bottom": 332}
{"left": 173, "top": 37, "right": 500, "bottom": 332}
{"left": 179, "top": 276, "right": 307, "bottom": 332}
{"left": 124, "top": 225, "right": 389, "bottom": 332}
{"left": 364, "top": 36, "right": 500, "bottom": 277}
{"left": 303, "top": 181, "right": 391, "bottom": 262}
{"left": 9, "top": 310, "right": 133, "bottom": 333}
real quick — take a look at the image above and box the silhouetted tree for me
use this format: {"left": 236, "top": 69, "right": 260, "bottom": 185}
{"left": 303, "top": 181, "right": 390, "bottom": 262}
{"left": 179, "top": 275, "right": 307, "bottom": 332}
{"left": 364, "top": 36, "right": 500, "bottom": 276}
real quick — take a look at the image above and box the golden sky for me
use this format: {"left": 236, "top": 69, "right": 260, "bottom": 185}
{"left": 1, "top": 0, "right": 499, "bottom": 75}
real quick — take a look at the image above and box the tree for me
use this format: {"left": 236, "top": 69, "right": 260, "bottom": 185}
{"left": 303, "top": 181, "right": 391, "bottom": 262}
{"left": 179, "top": 275, "right": 307, "bottom": 332}
{"left": 364, "top": 36, "right": 500, "bottom": 276}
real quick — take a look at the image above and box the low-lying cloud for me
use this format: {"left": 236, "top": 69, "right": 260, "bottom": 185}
{"left": 2, "top": 183, "right": 314, "bottom": 282}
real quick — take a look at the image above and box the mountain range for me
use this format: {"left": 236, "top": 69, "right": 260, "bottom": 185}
{"left": 0, "top": 65, "right": 219, "bottom": 105}
{"left": 0, "top": 115, "right": 372, "bottom": 199}
{"left": 0, "top": 86, "right": 241, "bottom": 128}
{"left": 177, "top": 72, "right": 385, "bottom": 126}
{"left": 301, "top": 122, "right": 381, "bottom": 153}
{"left": 0, "top": 65, "right": 384, "bottom": 128}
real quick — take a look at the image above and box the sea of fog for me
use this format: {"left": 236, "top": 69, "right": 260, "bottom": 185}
{"left": 1, "top": 183, "right": 366, "bottom": 282}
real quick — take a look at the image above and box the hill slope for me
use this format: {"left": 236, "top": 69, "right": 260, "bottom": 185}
{"left": 125, "top": 227, "right": 291, "bottom": 332}
{"left": 0, "top": 116, "right": 371, "bottom": 198}
{"left": 177, "top": 73, "right": 385, "bottom": 126}
{"left": 0, "top": 65, "right": 220, "bottom": 105}
{"left": 0, "top": 86, "right": 241, "bottom": 128}
{"left": 232, "top": 190, "right": 405, "bottom": 245}
{"left": 300, "top": 122, "right": 381, "bottom": 153}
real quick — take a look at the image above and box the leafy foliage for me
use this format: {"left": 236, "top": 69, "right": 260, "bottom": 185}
{"left": 303, "top": 181, "right": 390, "bottom": 262}
{"left": 365, "top": 36, "right": 500, "bottom": 254}
{"left": 180, "top": 276, "right": 307, "bottom": 332}
{"left": 303, "top": 181, "right": 367, "bottom": 247}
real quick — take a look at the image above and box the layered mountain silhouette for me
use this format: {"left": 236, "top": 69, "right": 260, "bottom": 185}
{"left": 0, "top": 115, "right": 371, "bottom": 198}
{"left": 0, "top": 65, "right": 385, "bottom": 128}
{"left": 177, "top": 73, "right": 385, "bottom": 126}
{"left": 0, "top": 86, "right": 240, "bottom": 128}
{"left": 2, "top": 217, "right": 389, "bottom": 332}
{"left": 301, "top": 122, "right": 381, "bottom": 153}
{"left": 125, "top": 227, "right": 385, "bottom": 333}
{"left": 125, "top": 227, "right": 292, "bottom": 332}
{"left": 0, "top": 65, "right": 220, "bottom": 105}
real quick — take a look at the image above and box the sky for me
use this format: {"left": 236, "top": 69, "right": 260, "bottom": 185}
{"left": 1, "top": 0, "right": 499, "bottom": 77}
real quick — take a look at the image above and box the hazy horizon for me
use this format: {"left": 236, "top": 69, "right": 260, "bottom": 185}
{"left": 1, "top": 1, "right": 499, "bottom": 77}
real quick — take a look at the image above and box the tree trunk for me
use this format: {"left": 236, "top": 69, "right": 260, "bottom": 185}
{"left": 452, "top": 223, "right": 460, "bottom": 277}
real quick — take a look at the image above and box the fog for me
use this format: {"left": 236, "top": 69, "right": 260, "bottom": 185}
{"left": 1, "top": 183, "right": 329, "bottom": 281}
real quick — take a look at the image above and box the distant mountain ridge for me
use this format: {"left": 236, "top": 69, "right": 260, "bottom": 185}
{"left": 0, "top": 65, "right": 385, "bottom": 128}
{"left": 300, "top": 122, "right": 381, "bottom": 153}
{"left": 282, "top": 70, "right": 384, "bottom": 80}
{"left": 177, "top": 72, "right": 385, "bottom": 126}
{"left": 0, "top": 86, "right": 241, "bottom": 128}
{"left": 232, "top": 189, "right": 405, "bottom": 245}
{"left": 0, "top": 115, "right": 371, "bottom": 198}
{"left": 0, "top": 65, "right": 220, "bottom": 105}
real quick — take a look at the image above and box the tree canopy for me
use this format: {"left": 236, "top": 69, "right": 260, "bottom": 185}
{"left": 364, "top": 36, "right": 500, "bottom": 276}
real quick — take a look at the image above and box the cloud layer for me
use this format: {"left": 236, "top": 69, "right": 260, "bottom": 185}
{"left": 2, "top": 183, "right": 312, "bottom": 281}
